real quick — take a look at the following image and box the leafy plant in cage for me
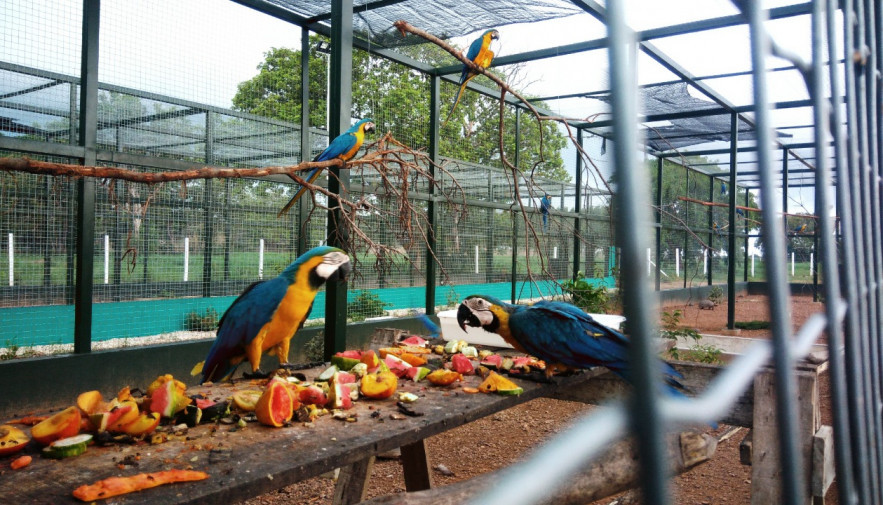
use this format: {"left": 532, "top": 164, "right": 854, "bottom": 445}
{"left": 560, "top": 271, "right": 609, "bottom": 314}
{"left": 708, "top": 285, "right": 723, "bottom": 305}
{"left": 184, "top": 308, "right": 220, "bottom": 332}
{"left": 348, "top": 290, "right": 390, "bottom": 322}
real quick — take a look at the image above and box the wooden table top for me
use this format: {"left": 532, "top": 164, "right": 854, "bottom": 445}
{"left": 2, "top": 365, "right": 602, "bottom": 505}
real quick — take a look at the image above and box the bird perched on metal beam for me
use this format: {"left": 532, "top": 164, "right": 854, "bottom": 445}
{"left": 194, "top": 246, "right": 351, "bottom": 382}
{"left": 457, "top": 295, "right": 686, "bottom": 395}
{"left": 277, "top": 118, "right": 375, "bottom": 217}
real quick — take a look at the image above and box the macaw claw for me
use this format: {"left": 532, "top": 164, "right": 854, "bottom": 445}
{"left": 243, "top": 370, "right": 270, "bottom": 380}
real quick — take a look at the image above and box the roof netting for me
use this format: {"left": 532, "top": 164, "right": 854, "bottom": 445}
{"left": 260, "top": 0, "right": 583, "bottom": 47}
{"left": 593, "top": 83, "right": 791, "bottom": 152}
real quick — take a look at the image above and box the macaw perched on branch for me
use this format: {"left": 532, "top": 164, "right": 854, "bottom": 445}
{"left": 277, "top": 118, "right": 376, "bottom": 217}
{"left": 194, "top": 246, "right": 351, "bottom": 382}
{"left": 792, "top": 223, "right": 807, "bottom": 235}
{"left": 444, "top": 29, "right": 500, "bottom": 124}
{"left": 457, "top": 295, "right": 687, "bottom": 395}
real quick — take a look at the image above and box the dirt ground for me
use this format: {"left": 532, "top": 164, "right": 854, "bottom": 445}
{"left": 245, "top": 294, "right": 836, "bottom": 505}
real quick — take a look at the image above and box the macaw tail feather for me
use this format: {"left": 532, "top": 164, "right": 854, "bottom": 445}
{"left": 190, "top": 361, "right": 204, "bottom": 377}
{"left": 441, "top": 79, "right": 470, "bottom": 130}
{"left": 277, "top": 167, "right": 323, "bottom": 217}
{"left": 417, "top": 313, "right": 441, "bottom": 338}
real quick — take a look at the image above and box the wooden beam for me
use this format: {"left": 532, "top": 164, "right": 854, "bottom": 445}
{"left": 358, "top": 430, "right": 717, "bottom": 505}
{"left": 333, "top": 456, "right": 375, "bottom": 505}
{"left": 750, "top": 368, "right": 820, "bottom": 505}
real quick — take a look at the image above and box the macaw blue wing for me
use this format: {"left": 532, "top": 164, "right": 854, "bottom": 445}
{"left": 316, "top": 131, "right": 358, "bottom": 162}
{"left": 508, "top": 300, "right": 684, "bottom": 394}
{"left": 201, "top": 277, "right": 290, "bottom": 382}
{"left": 277, "top": 132, "right": 359, "bottom": 217}
{"left": 508, "top": 301, "right": 631, "bottom": 373}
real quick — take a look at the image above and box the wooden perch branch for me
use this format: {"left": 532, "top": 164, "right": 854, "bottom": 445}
{"left": 360, "top": 430, "right": 717, "bottom": 505}
{"left": 0, "top": 155, "right": 343, "bottom": 184}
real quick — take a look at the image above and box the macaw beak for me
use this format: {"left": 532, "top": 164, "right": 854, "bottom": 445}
{"left": 329, "top": 260, "right": 351, "bottom": 282}
{"left": 364, "top": 122, "right": 376, "bottom": 134}
{"left": 457, "top": 303, "right": 481, "bottom": 331}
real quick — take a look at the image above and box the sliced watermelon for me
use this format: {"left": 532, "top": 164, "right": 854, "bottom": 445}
{"left": 384, "top": 354, "right": 413, "bottom": 378}
{"left": 401, "top": 335, "right": 427, "bottom": 346}
{"left": 450, "top": 354, "right": 475, "bottom": 375}
{"left": 480, "top": 354, "right": 503, "bottom": 369}
{"left": 404, "top": 366, "right": 431, "bottom": 382}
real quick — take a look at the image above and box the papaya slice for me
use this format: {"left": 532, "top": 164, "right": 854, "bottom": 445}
{"left": 477, "top": 371, "right": 523, "bottom": 395}
{"left": 0, "top": 425, "right": 30, "bottom": 456}
{"left": 425, "top": 369, "right": 462, "bottom": 386}
{"left": 255, "top": 378, "right": 297, "bottom": 427}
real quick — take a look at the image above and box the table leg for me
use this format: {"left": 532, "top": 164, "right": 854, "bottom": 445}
{"left": 401, "top": 439, "right": 433, "bottom": 491}
{"left": 332, "top": 456, "right": 375, "bottom": 505}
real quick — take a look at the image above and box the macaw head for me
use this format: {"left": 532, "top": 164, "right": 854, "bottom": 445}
{"left": 281, "top": 245, "right": 351, "bottom": 288}
{"left": 350, "top": 118, "right": 376, "bottom": 135}
{"left": 457, "top": 294, "right": 510, "bottom": 333}
{"left": 483, "top": 29, "right": 500, "bottom": 43}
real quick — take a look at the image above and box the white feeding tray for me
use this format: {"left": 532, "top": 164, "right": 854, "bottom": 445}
{"left": 437, "top": 310, "right": 626, "bottom": 349}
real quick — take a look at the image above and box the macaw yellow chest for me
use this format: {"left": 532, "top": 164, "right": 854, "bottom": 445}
{"left": 257, "top": 283, "right": 318, "bottom": 351}
{"left": 474, "top": 47, "right": 494, "bottom": 69}
{"left": 340, "top": 131, "right": 365, "bottom": 161}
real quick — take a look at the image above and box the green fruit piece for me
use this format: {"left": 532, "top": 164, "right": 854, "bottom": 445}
{"left": 330, "top": 355, "right": 361, "bottom": 371}
{"left": 43, "top": 433, "right": 92, "bottom": 459}
{"left": 316, "top": 365, "right": 339, "bottom": 382}
{"left": 496, "top": 387, "right": 524, "bottom": 396}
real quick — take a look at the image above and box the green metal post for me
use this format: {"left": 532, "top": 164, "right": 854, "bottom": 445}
{"left": 744, "top": 188, "right": 749, "bottom": 282}
{"left": 707, "top": 172, "right": 713, "bottom": 286}
{"left": 511, "top": 108, "right": 521, "bottom": 303}
{"left": 683, "top": 168, "right": 689, "bottom": 289}
{"left": 298, "top": 27, "right": 311, "bottom": 257}
{"left": 425, "top": 75, "right": 439, "bottom": 314}
{"left": 655, "top": 156, "right": 662, "bottom": 290}
{"left": 324, "top": 0, "right": 353, "bottom": 360}
{"left": 203, "top": 111, "right": 215, "bottom": 299}
{"left": 727, "top": 113, "right": 738, "bottom": 329}
{"left": 74, "top": 0, "right": 100, "bottom": 354}
{"left": 572, "top": 129, "right": 583, "bottom": 281}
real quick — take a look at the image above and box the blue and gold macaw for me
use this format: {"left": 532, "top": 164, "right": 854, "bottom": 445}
{"left": 444, "top": 29, "right": 500, "bottom": 124}
{"left": 194, "top": 246, "right": 351, "bottom": 382}
{"left": 792, "top": 223, "right": 807, "bottom": 235}
{"left": 277, "top": 118, "right": 376, "bottom": 217}
{"left": 457, "top": 295, "right": 686, "bottom": 395}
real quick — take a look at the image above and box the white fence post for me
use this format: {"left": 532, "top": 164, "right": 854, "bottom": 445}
{"left": 7, "top": 233, "right": 13, "bottom": 287}
{"left": 703, "top": 249, "right": 708, "bottom": 274}
{"left": 751, "top": 253, "right": 755, "bottom": 277}
{"left": 104, "top": 234, "right": 110, "bottom": 284}
{"left": 675, "top": 248, "right": 680, "bottom": 277}
{"left": 810, "top": 253, "right": 814, "bottom": 276}
{"left": 259, "top": 239, "right": 265, "bottom": 279}
{"left": 647, "top": 248, "right": 652, "bottom": 276}
{"left": 791, "top": 252, "right": 795, "bottom": 277}
{"left": 184, "top": 237, "right": 190, "bottom": 281}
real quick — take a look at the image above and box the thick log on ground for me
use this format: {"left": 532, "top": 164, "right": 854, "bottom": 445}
{"left": 358, "top": 430, "right": 717, "bottom": 505}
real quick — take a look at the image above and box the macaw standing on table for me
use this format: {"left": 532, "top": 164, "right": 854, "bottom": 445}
{"left": 457, "top": 295, "right": 686, "bottom": 395}
{"left": 194, "top": 246, "right": 351, "bottom": 382}
{"left": 277, "top": 118, "right": 376, "bottom": 217}
{"left": 444, "top": 29, "right": 500, "bottom": 125}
